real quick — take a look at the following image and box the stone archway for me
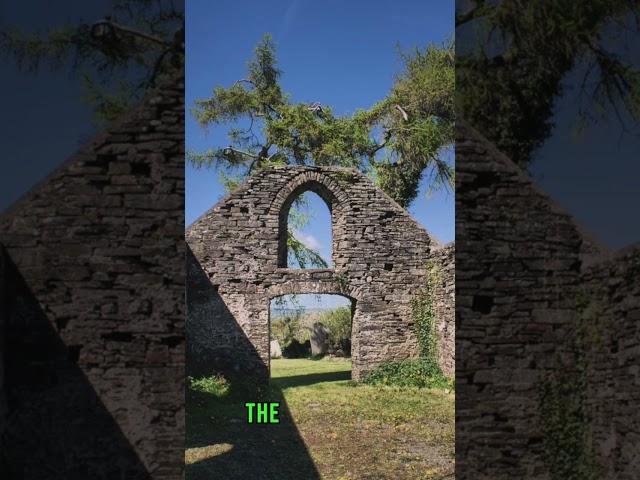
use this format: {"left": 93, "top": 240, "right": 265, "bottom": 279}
{"left": 266, "top": 280, "right": 361, "bottom": 377}
{"left": 186, "top": 166, "right": 454, "bottom": 381}
{"left": 270, "top": 171, "right": 353, "bottom": 271}
{"left": 267, "top": 290, "right": 356, "bottom": 366}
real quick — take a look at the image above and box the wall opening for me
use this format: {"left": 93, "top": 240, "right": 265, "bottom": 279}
{"left": 268, "top": 293, "right": 354, "bottom": 383}
{"left": 278, "top": 185, "right": 334, "bottom": 269}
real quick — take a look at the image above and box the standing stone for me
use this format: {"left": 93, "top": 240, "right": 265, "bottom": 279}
{"left": 310, "top": 322, "right": 330, "bottom": 356}
{"left": 270, "top": 339, "right": 282, "bottom": 358}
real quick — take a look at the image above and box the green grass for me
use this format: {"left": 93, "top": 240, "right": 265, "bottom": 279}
{"left": 188, "top": 375, "right": 230, "bottom": 397}
{"left": 186, "top": 358, "right": 454, "bottom": 480}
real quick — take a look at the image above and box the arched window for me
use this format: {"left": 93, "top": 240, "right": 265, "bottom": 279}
{"left": 278, "top": 183, "right": 334, "bottom": 268}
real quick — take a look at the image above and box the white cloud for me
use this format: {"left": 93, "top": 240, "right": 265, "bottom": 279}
{"left": 281, "top": 0, "right": 301, "bottom": 37}
{"left": 293, "top": 229, "right": 323, "bottom": 251}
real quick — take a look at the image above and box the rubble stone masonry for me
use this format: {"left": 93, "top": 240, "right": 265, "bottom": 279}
{"left": 0, "top": 68, "right": 184, "bottom": 479}
{"left": 186, "top": 166, "right": 455, "bottom": 380}
{"left": 457, "top": 122, "right": 640, "bottom": 479}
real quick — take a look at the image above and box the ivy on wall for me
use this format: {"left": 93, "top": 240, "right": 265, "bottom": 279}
{"left": 362, "top": 260, "right": 452, "bottom": 389}
{"left": 335, "top": 273, "right": 349, "bottom": 295}
{"left": 537, "top": 290, "right": 607, "bottom": 480}
{"left": 412, "top": 260, "right": 441, "bottom": 362}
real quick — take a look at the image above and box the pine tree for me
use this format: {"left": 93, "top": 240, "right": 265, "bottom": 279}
{"left": 0, "top": 0, "right": 184, "bottom": 125}
{"left": 188, "top": 34, "right": 454, "bottom": 208}
{"left": 457, "top": 0, "right": 640, "bottom": 168}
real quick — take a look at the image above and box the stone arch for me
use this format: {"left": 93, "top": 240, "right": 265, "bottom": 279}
{"left": 270, "top": 170, "right": 352, "bottom": 268}
{"left": 266, "top": 279, "right": 354, "bottom": 299}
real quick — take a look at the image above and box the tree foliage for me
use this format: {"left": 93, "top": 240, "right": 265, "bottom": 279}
{"left": 189, "top": 34, "right": 454, "bottom": 208}
{"left": 457, "top": 0, "right": 640, "bottom": 168}
{"left": 317, "top": 307, "right": 352, "bottom": 354}
{"left": 271, "top": 314, "right": 303, "bottom": 348}
{"left": 0, "top": 0, "right": 184, "bottom": 125}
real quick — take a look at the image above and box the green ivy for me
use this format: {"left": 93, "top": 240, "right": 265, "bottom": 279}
{"left": 412, "top": 261, "right": 441, "bottom": 360}
{"left": 537, "top": 290, "right": 604, "bottom": 480}
{"left": 335, "top": 273, "right": 349, "bottom": 294}
{"left": 362, "top": 261, "right": 450, "bottom": 388}
{"left": 538, "top": 369, "right": 598, "bottom": 480}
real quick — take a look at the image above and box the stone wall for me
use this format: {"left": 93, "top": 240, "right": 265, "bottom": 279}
{"left": 0, "top": 68, "right": 184, "bottom": 479}
{"left": 432, "top": 243, "right": 455, "bottom": 376}
{"left": 186, "top": 166, "right": 454, "bottom": 380}
{"left": 456, "top": 123, "right": 586, "bottom": 478}
{"left": 457, "top": 122, "right": 640, "bottom": 479}
{"left": 582, "top": 244, "right": 640, "bottom": 479}
{"left": 186, "top": 245, "right": 266, "bottom": 378}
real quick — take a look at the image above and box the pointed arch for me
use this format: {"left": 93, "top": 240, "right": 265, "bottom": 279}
{"left": 270, "top": 170, "right": 352, "bottom": 268}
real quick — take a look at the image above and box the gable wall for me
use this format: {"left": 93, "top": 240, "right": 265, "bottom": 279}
{"left": 456, "top": 123, "right": 585, "bottom": 478}
{"left": 0, "top": 70, "right": 184, "bottom": 479}
{"left": 186, "top": 166, "right": 454, "bottom": 379}
{"left": 457, "top": 122, "right": 640, "bottom": 479}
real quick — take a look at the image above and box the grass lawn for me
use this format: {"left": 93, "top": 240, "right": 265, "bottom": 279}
{"left": 186, "top": 358, "right": 454, "bottom": 480}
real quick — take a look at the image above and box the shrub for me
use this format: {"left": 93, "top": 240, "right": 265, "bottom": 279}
{"left": 362, "top": 358, "right": 453, "bottom": 389}
{"left": 282, "top": 339, "right": 311, "bottom": 358}
{"left": 271, "top": 314, "right": 301, "bottom": 348}
{"left": 188, "top": 375, "right": 230, "bottom": 398}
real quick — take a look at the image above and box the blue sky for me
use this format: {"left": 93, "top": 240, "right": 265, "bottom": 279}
{"left": 271, "top": 293, "right": 352, "bottom": 312}
{"left": 0, "top": 0, "right": 109, "bottom": 212}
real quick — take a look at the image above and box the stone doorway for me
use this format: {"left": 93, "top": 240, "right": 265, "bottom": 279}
{"left": 268, "top": 292, "right": 358, "bottom": 374}
{"left": 268, "top": 293, "right": 355, "bottom": 377}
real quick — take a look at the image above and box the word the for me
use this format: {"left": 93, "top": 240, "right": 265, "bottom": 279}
{"left": 245, "top": 402, "right": 280, "bottom": 424}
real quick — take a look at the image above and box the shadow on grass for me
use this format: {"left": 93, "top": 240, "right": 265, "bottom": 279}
{"left": 186, "top": 365, "right": 355, "bottom": 479}
{"left": 187, "top": 250, "right": 325, "bottom": 479}
{"left": 272, "top": 370, "right": 351, "bottom": 389}
{"left": 186, "top": 377, "right": 321, "bottom": 480}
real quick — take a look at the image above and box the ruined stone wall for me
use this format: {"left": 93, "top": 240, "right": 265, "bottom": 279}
{"left": 432, "top": 243, "right": 455, "bottom": 376}
{"left": 456, "top": 124, "right": 585, "bottom": 478}
{"left": 186, "top": 166, "right": 449, "bottom": 380}
{"left": 0, "top": 69, "right": 184, "bottom": 479}
{"left": 186, "top": 245, "right": 265, "bottom": 378}
{"left": 582, "top": 244, "right": 640, "bottom": 479}
{"left": 457, "top": 122, "right": 640, "bottom": 479}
